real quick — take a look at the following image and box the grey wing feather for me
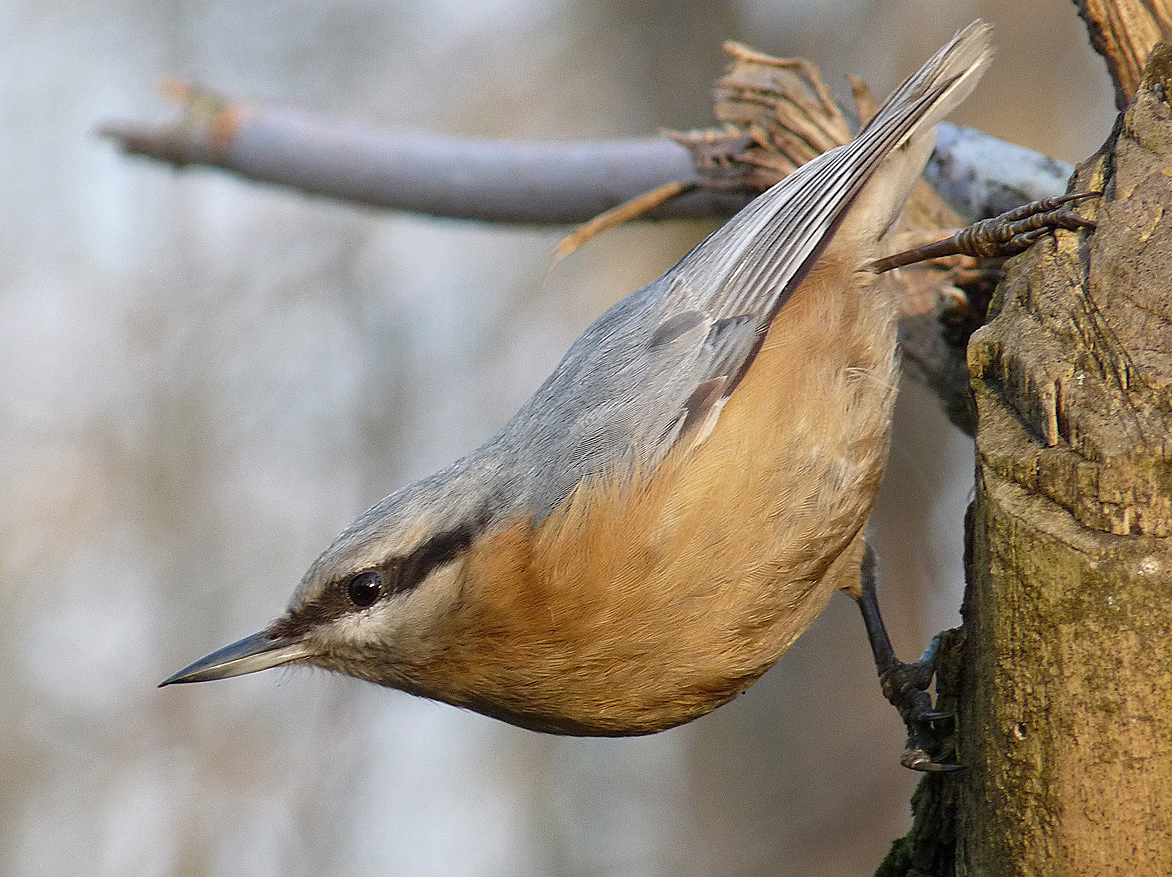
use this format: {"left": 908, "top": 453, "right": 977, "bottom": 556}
{"left": 634, "top": 21, "right": 993, "bottom": 452}
{"left": 480, "top": 22, "right": 992, "bottom": 521}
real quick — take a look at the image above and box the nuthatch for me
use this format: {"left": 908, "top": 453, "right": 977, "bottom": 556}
{"left": 163, "top": 22, "right": 1085, "bottom": 767}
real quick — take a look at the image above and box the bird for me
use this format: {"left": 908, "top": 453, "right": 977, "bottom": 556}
{"left": 162, "top": 22, "right": 1011, "bottom": 760}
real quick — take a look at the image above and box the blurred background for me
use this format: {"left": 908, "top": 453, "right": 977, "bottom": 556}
{"left": 1, "top": 1, "right": 1114, "bottom": 875}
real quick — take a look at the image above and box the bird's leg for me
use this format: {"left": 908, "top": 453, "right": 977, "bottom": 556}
{"left": 852, "top": 196, "right": 1098, "bottom": 767}
{"left": 856, "top": 541, "right": 960, "bottom": 773}
{"left": 869, "top": 192, "right": 1098, "bottom": 273}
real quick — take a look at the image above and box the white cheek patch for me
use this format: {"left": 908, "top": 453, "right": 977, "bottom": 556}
{"left": 326, "top": 603, "right": 399, "bottom": 647}
{"left": 312, "top": 558, "right": 466, "bottom": 658}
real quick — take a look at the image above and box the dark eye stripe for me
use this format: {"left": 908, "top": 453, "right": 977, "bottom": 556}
{"left": 397, "top": 521, "right": 479, "bottom": 594}
{"left": 271, "top": 512, "right": 491, "bottom": 640}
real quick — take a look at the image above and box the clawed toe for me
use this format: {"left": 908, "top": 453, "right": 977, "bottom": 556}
{"left": 919, "top": 708, "right": 954, "bottom": 723}
{"left": 902, "top": 747, "right": 963, "bottom": 773}
{"left": 870, "top": 190, "right": 1098, "bottom": 272}
{"left": 881, "top": 658, "right": 959, "bottom": 772}
{"left": 951, "top": 191, "right": 1098, "bottom": 259}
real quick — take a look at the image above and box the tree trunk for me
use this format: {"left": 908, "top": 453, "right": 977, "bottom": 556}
{"left": 959, "top": 44, "right": 1172, "bottom": 871}
{"left": 887, "top": 40, "right": 1172, "bottom": 877}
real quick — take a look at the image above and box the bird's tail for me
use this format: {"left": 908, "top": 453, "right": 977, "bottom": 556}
{"left": 866, "top": 20, "right": 993, "bottom": 145}
{"left": 676, "top": 21, "right": 993, "bottom": 323}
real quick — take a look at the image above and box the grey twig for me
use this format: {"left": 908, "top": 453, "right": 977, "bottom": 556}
{"left": 98, "top": 88, "right": 1072, "bottom": 225}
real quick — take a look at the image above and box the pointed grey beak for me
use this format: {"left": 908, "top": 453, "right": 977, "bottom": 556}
{"left": 160, "top": 630, "right": 310, "bottom": 686}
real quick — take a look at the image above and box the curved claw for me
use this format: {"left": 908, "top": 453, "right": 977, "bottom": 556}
{"left": 920, "top": 708, "right": 955, "bottom": 723}
{"left": 870, "top": 191, "right": 1099, "bottom": 272}
{"left": 902, "top": 749, "right": 964, "bottom": 773}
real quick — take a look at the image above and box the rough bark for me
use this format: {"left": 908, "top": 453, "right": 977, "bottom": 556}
{"left": 957, "top": 44, "right": 1172, "bottom": 873}
{"left": 1077, "top": 0, "right": 1172, "bottom": 108}
{"left": 885, "top": 37, "right": 1172, "bottom": 877}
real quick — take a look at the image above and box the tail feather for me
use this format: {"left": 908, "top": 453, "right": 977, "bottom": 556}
{"left": 674, "top": 21, "right": 993, "bottom": 326}
{"left": 869, "top": 20, "right": 993, "bottom": 140}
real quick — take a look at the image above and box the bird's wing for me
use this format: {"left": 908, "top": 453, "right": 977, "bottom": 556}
{"left": 640, "top": 21, "right": 993, "bottom": 460}
{"left": 501, "top": 23, "right": 991, "bottom": 518}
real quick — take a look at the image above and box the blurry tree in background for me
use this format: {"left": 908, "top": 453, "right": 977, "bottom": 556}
{"left": 0, "top": 2, "right": 1142, "bottom": 877}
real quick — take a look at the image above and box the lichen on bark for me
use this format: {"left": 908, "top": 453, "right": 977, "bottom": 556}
{"left": 955, "top": 43, "right": 1172, "bottom": 876}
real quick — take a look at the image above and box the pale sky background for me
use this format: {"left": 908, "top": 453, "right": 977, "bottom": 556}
{"left": 1, "top": 2, "right": 1114, "bottom": 875}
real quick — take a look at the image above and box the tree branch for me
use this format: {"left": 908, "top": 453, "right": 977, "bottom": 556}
{"left": 98, "top": 85, "right": 1070, "bottom": 225}
{"left": 98, "top": 95, "right": 736, "bottom": 223}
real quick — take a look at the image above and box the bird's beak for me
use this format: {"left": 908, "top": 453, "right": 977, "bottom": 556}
{"left": 160, "top": 630, "right": 309, "bottom": 686}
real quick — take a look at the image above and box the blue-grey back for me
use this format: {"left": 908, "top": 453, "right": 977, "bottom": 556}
{"left": 336, "top": 21, "right": 994, "bottom": 554}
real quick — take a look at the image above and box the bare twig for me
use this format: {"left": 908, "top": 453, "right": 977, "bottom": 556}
{"left": 98, "top": 88, "right": 742, "bottom": 224}
{"left": 99, "top": 84, "right": 1071, "bottom": 226}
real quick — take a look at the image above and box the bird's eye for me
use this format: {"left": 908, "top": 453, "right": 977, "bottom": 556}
{"left": 346, "top": 570, "right": 382, "bottom": 608}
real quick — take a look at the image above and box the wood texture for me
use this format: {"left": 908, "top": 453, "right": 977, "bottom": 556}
{"left": 956, "top": 44, "right": 1172, "bottom": 875}
{"left": 1077, "top": 0, "right": 1172, "bottom": 108}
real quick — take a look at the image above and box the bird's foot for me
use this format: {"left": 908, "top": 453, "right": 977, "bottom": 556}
{"left": 857, "top": 542, "right": 961, "bottom": 773}
{"left": 870, "top": 191, "right": 1098, "bottom": 273}
{"left": 877, "top": 634, "right": 960, "bottom": 773}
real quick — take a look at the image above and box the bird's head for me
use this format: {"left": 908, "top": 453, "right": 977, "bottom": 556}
{"left": 162, "top": 466, "right": 496, "bottom": 690}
